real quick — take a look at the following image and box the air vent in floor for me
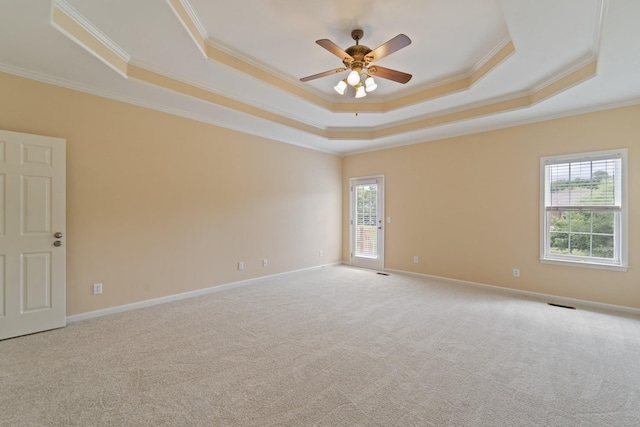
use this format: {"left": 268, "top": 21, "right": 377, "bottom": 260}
{"left": 548, "top": 302, "right": 576, "bottom": 310}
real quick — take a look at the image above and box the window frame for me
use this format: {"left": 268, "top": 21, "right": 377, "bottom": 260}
{"left": 539, "top": 148, "right": 628, "bottom": 271}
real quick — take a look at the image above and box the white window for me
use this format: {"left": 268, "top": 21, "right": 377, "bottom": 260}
{"left": 540, "top": 149, "right": 628, "bottom": 271}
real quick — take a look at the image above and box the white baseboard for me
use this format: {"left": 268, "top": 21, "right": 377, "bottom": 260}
{"left": 67, "top": 262, "right": 341, "bottom": 323}
{"left": 384, "top": 268, "right": 640, "bottom": 316}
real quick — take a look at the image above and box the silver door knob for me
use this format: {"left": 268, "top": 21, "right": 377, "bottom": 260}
{"left": 54, "top": 232, "right": 63, "bottom": 238}
{"left": 53, "top": 240, "right": 62, "bottom": 247}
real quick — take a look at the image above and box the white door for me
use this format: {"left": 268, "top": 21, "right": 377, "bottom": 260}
{"left": 0, "top": 130, "right": 66, "bottom": 341}
{"left": 350, "top": 176, "right": 384, "bottom": 270}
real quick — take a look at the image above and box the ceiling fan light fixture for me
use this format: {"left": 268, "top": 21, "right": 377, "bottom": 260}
{"left": 301, "top": 29, "right": 412, "bottom": 100}
{"left": 365, "top": 76, "right": 377, "bottom": 92}
{"left": 347, "top": 69, "right": 361, "bottom": 86}
{"left": 334, "top": 79, "right": 347, "bottom": 95}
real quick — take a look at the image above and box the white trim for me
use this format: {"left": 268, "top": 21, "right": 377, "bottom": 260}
{"left": 469, "top": 36, "right": 514, "bottom": 76}
{"left": 164, "top": 0, "right": 208, "bottom": 58}
{"left": 68, "top": 263, "right": 639, "bottom": 321}
{"left": 51, "top": 0, "right": 130, "bottom": 78}
{"left": 540, "top": 258, "right": 628, "bottom": 272}
{"left": 177, "top": 0, "right": 209, "bottom": 42}
{"left": 593, "top": 0, "right": 608, "bottom": 56}
{"left": 384, "top": 268, "right": 640, "bottom": 316}
{"left": 67, "top": 263, "right": 341, "bottom": 323}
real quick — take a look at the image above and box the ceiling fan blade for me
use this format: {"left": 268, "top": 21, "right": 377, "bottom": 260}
{"left": 316, "top": 39, "right": 354, "bottom": 64}
{"left": 365, "top": 34, "right": 411, "bottom": 63}
{"left": 300, "top": 68, "right": 347, "bottom": 82}
{"left": 368, "top": 66, "right": 412, "bottom": 84}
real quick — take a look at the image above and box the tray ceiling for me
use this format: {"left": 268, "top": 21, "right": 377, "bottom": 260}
{"left": 1, "top": 0, "right": 639, "bottom": 155}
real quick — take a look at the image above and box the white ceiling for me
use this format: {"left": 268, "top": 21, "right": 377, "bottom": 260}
{"left": 1, "top": 0, "right": 639, "bottom": 155}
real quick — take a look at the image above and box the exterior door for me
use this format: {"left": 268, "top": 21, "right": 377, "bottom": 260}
{"left": 0, "top": 130, "right": 66, "bottom": 340}
{"left": 350, "top": 176, "right": 384, "bottom": 270}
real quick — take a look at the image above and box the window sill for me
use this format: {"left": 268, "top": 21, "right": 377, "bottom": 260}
{"left": 540, "top": 258, "right": 628, "bottom": 272}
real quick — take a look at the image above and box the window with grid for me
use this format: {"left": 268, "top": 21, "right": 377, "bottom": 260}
{"left": 541, "top": 149, "right": 627, "bottom": 270}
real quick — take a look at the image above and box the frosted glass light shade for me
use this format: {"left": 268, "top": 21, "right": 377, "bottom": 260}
{"left": 365, "top": 76, "right": 377, "bottom": 92}
{"left": 347, "top": 70, "right": 361, "bottom": 86}
{"left": 334, "top": 80, "right": 347, "bottom": 95}
{"left": 355, "top": 85, "right": 367, "bottom": 98}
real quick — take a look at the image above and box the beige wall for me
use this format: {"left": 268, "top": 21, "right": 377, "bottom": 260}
{"left": 0, "top": 72, "right": 342, "bottom": 315}
{"left": 3, "top": 70, "right": 638, "bottom": 315}
{"left": 344, "top": 106, "right": 640, "bottom": 309}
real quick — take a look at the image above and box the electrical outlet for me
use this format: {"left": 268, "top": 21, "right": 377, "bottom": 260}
{"left": 413, "top": 256, "right": 419, "bottom": 264}
{"left": 263, "top": 259, "right": 268, "bottom": 267}
{"left": 319, "top": 250, "right": 323, "bottom": 257}
{"left": 238, "top": 261, "right": 244, "bottom": 270}
{"left": 93, "top": 283, "right": 103, "bottom": 295}
{"left": 513, "top": 268, "right": 520, "bottom": 277}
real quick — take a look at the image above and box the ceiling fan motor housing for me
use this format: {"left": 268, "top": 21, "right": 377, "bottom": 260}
{"left": 344, "top": 30, "right": 372, "bottom": 70}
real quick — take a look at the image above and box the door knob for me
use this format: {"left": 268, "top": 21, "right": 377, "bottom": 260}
{"left": 53, "top": 240, "right": 62, "bottom": 247}
{"left": 54, "top": 232, "right": 63, "bottom": 238}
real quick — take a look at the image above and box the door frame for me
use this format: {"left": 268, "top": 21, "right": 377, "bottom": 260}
{"left": 349, "top": 175, "right": 384, "bottom": 271}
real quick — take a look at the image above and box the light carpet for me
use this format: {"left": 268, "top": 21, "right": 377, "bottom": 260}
{"left": 1, "top": 265, "right": 640, "bottom": 426}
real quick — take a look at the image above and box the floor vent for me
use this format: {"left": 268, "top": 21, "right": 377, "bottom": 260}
{"left": 377, "top": 272, "right": 390, "bottom": 276}
{"left": 548, "top": 302, "right": 576, "bottom": 310}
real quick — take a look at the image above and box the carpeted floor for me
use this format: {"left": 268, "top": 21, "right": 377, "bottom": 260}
{"left": 1, "top": 265, "right": 639, "bottom": 426}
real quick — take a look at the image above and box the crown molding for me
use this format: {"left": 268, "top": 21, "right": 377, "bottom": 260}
{"left": 42, "top": 1, "right": 604, "bottom": 147}
{"left": 176, "top": 0, "right": 208, "bottom": 42}
{"left": 50, "top": 0, "right": 130, "bottom": 77}
{"left": 128, "top": 60, "right": 329, "bottom": 131}
{"left": 164, "top": 0, "right": 207, "bottom": 57}
{"left": 4, "top": 59, "right": 632, "bottom": 158}
{"left": 593, "top": 0, "right": 608, "bottom": 56}
{"left": 345, "top": 98, "right": 640, "bottom": 156}
{"left": 0, "top": 64, "right": 339, "bottom": 156}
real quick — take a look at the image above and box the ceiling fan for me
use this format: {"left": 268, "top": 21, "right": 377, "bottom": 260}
{"left": 300, "top": 29, "right": 412, "bottom": 98}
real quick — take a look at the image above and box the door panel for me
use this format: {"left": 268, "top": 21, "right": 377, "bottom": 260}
{"left": 0, "top": 130, "right": 66, "bottom": 340}
{"left": 22, "top": 175, "right": 52, "bottom": 235}
{"left": 22, "top": 252, "right": 52, "bottom": 312}
{"left": 350, "top": 176, "right": 384, "bottom": 270}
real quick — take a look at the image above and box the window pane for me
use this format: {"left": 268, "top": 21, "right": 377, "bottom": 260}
{"left": 549, "top": 211, "right": 568, "bottom": 232}
{"left": 569, "top": 211, "right": 591, "bottom": 233}
{"left": 592, "top": 212, "right": 614, "bottom": 234}
{"left": 592, "top": 235, "right": 614, "bottom": 259}
{"left": 355, "top": 225, "right": 377, "bottom": 257}
{"left": 547, "top": 158, "right": 619, "bottom": 207}
{"left": 569, "top": 233, "right": 590, "bottom": 256}
{"left": 355, "top": 184, "right": 377, "bottom": 258}
{"left": 549, "top": 232, "right": 569, "bottom": 254}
